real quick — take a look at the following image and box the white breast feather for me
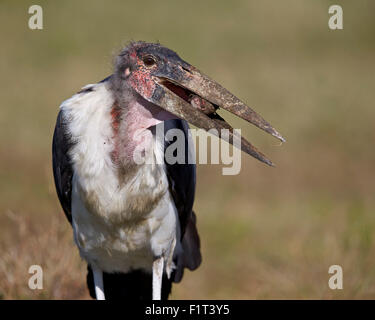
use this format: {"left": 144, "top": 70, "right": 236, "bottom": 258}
{"left": 60, "top": 81, "right": 178, "bottom": 275}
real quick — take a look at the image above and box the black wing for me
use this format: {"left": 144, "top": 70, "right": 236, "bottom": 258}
{"left": 52, "top": 110, "right": 74, "bottom": 224}
{"left": 163, "top": 119, "right": 202, "bottom": 282}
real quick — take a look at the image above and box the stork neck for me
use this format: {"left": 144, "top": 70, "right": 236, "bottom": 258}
{"left": 112, "top": 97, "right": 176, "bottom": 167}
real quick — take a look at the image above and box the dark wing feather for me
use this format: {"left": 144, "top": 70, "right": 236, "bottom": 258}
{"left": 162, "top": 119, "right": 202, "bottom": 283}
{"left": 163, "top": 119, "right": 196, "bottom": 235}
{"left": 52, "top": 110, "right": 74, "bottom": 224}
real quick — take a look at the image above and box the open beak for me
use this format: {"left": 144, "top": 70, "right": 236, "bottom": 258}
{"left": 149, "top": 65, "right": 285, "bottom": 166}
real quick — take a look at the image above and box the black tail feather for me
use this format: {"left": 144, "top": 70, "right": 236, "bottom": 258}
{"left": 172, "top": 211, "right": 202, "bottom": 283}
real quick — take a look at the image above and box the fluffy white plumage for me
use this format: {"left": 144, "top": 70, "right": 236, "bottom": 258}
{"left": 60, "top": 81, "right": 179, "bottom": 277}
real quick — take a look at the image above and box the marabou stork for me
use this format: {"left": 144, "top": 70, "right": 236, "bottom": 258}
{"left": 52, "top": 41, "right": 284, "bottom": 300}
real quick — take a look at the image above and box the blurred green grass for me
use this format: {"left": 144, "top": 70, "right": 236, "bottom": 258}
{"left": 0, "top": 0, "right": 375, "bottom": 299}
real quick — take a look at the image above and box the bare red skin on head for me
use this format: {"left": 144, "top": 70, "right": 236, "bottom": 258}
{"left": 130, "top": 49, "right": 137, "bottom": 59}
{"left": 129, "top": 54, "right": 156, "bottom": 101}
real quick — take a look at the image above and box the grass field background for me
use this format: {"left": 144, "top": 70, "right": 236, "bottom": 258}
{"left": 0, "top": 0, "right": 374, "bottom": 299}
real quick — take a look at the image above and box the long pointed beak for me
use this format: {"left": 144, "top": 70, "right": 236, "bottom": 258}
{"left": 149, "top": 66, "right": 285, "bottom": 166}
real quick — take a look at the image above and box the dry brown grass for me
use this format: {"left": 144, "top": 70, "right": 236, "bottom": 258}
{"left": 0, "top": 211, "right": 89, "bottom": 299}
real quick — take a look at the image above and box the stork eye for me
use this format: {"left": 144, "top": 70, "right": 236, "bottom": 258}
{"left": 143, "top": 56, "right": 156, "bottom": 67}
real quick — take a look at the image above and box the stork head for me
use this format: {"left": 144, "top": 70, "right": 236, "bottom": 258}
{"left": 112, "top": 41, "right": 285, "bottom": 166}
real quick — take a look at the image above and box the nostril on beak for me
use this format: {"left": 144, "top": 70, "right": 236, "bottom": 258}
{"left": 181, "top": 65, "right": 192, "bottom": 73}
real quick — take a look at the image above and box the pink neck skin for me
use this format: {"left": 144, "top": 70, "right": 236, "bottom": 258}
{"left": 112, "top": 99, "right": 177, "bottom": 166}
